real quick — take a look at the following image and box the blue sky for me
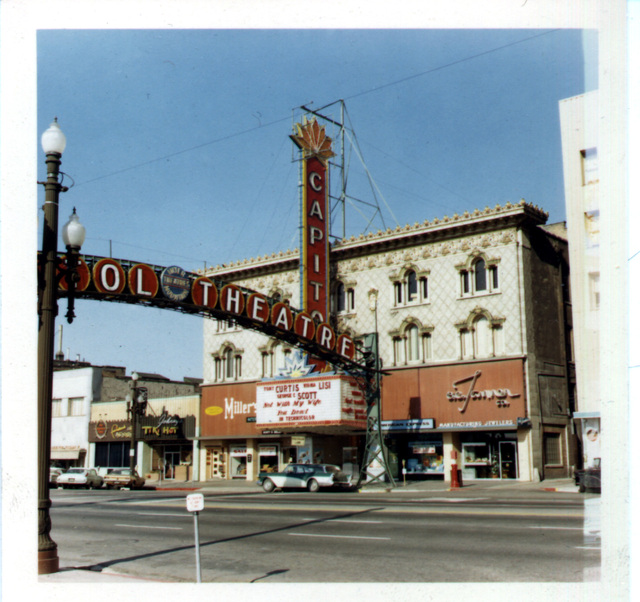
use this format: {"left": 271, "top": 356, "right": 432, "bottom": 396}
{"left": 36, "top": 28, "right": 597, "bottom": 381}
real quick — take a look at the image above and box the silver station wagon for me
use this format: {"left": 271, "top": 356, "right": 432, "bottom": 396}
{"left": 258, "top": 463, "right": 352, "bottom": 493}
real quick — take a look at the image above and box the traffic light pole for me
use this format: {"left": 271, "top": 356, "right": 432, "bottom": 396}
{"left": 356, "top": 333, "right": 396, "bottom": 489}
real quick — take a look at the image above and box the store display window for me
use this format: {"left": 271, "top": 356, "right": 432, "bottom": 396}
{"left": 405, "top": 441, "right": 444, "bottom": 475}
{"left": 462, "top": 442, "right": 492, "bottom": 479}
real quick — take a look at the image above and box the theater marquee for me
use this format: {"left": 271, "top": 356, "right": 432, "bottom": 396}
{"left": 256, "top": 375, "right": 366, "bottom": 430}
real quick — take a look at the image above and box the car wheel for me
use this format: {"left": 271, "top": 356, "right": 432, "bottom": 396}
{"left": 263, "top": 478, "right": 276, "bottom": 493}
{"left": 307, "top": 479, "right": 320, "bottom": 493}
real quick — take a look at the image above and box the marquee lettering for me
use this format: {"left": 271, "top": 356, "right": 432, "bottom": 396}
{"left": 309, "top": 171, "right": 323, "bottom": 192}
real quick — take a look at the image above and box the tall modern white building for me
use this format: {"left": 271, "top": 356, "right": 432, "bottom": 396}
{"left": 559, "top": 90, "right": 600, "bottom": 469}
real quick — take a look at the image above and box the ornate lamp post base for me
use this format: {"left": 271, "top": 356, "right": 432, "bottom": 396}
{"left": 39, "top": 548, "right": 60, "bottom": 575}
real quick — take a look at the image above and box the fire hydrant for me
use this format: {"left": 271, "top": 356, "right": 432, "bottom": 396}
{"left": 450, "top": 450, "right": 462, "bottom": 489}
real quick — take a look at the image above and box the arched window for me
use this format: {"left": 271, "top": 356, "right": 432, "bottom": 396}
{"left": 336, "top": 282, "right": 346, "bottom": 313}
{"left": 474, "top": 259, "right": 487, "bottom": 292}
{"left": 333, "top": 281, "right": 355, "bottom": 314}
{"left": 392, "top": 268, "right": 429, "bottom": 306}
{"left": 458, "top": 256, "right": 499, "bottom": 297}
{"left": 225, "top": 348, "right": 234, "bottom": 379}
{"left": 407, "top": 270, "right": 418, "bottom": 302}
{"left": 474, "top": 316, "right": 492, "bottom": 357}
{"left": 407, "top": 324, "right": 420, "bottom": 361}
{"left": 457, "top": 311, "right": 504, "bottom": 359}
{"left": 393, "top": 336, "right": 405, "bottom": 366}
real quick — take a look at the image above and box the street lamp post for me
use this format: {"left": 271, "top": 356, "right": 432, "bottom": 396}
{"left": 37, "top": 119, "right": 86, "bottom": 574}
{"left": 127, "top": 372, "right": 148, "bottom": 480}
{"left": 128, "top": 371, "right": 140, "bottom": 477}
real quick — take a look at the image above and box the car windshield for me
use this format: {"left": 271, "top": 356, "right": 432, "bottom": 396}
{"left": 110, "top": 469, "right": 129, "bottom": 475}
{"left": 67, "top": 468, "right": 85, "bottom": 474}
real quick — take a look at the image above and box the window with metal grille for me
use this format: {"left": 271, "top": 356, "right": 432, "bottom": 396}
{"left": 544, "top": 433, "right": 562, "bottom": 466}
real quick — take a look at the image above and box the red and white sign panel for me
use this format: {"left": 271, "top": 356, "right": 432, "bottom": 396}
{"left": 256, "top": 375, "right": 366, "bottom": 429}
{"left": 302, "top": 156, "right": 329, "bottom": 322}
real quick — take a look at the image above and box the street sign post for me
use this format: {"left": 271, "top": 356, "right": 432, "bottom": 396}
{"left": 186, "top": 494, "right": 204, "bottom": 582}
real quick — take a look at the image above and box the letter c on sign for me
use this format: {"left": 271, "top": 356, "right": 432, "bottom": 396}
{"left": 309, "top": 172, "right": 322, "bottom": 192}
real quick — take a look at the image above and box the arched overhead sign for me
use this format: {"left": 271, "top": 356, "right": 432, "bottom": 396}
{"left": 48, "top": 254, "right": 362, "bottom": 374}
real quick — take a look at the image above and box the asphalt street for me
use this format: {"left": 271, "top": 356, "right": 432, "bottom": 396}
{"left": 41, "top": 478, "right": 600, "bottom": 584}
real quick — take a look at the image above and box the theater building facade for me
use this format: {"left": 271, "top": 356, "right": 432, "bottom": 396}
{"left": 197, "top": 201, "right": 574, "bottom": 483}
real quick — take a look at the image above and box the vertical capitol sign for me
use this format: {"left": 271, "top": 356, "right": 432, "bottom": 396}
{"left": 290, "top": 118, "right": 335, "bottom": 323}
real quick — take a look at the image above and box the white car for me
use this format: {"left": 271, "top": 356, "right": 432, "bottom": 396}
{"left": 56, "top": 468, "right": 103, "bottom": 489}
{"left": 49, "top": 467, "right": 63, "bottom": 488}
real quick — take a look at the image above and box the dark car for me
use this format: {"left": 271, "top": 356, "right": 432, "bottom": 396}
{"left": 258, "top": 463, "right": 352, "bottom": 493}
{"left": 574, "top": 458, "right": 601, "bottom": 493}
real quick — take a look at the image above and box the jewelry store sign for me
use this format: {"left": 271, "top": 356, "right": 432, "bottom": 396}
{"left": 437, "top": 420, "right": 517, "bottom": 429}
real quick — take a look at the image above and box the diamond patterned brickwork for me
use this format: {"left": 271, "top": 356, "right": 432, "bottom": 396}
{"left": 335, "top": 228, "right": 523, "bottom": 367}
{"left": 203, "top": 224, "right": 532, "bottom": 383}
{"left": 201, "top": 202, "right": 564, "bottom": 384}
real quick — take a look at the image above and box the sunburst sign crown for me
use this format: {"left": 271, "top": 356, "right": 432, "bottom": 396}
{"left": 290, "top": 117, "right": 335, "bottom": 163}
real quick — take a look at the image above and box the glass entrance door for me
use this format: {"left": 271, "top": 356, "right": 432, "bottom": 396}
{"left": 499, "top": 441, "right": 518, "bottom": 479}
{"left": 164, "top": 449, "right": 181, "bottom": 480}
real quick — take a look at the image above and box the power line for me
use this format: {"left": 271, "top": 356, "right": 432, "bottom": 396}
{"left": 75, "top": 29, "right": 560, "bottom": 189}
{"left": 343, "top": 29, "right": 560, "bottom": 102}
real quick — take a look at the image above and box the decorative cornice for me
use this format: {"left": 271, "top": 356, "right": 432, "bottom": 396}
{"left": 203, "top": 201, "right": 547, "bottom": 282}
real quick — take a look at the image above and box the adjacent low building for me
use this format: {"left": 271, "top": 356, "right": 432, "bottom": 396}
{"left": 52, "top": 359, "right": 201, "bottom": 480}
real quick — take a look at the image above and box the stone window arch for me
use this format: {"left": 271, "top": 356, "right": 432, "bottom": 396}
{"left": 331, "top": 278, "right": 356, "bottom": 315}
{"left": 389, "top": 318, "right": 434, "bottom": 366}
{"left": 212, "top": 342, "right": 244, "bottom": 382}
{"left": 389, "top": 264, "right": 430, "bottom": 307}
{"left": 456, "top": 251, "right": 500, "bottom": 297}
{"left": 258, "top": 339, "right": 293, "bottom": 378}
{"left": 455, "top": 307, "right": 505, "bottom": 359}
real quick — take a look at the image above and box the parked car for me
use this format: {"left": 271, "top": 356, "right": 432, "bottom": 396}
{"left": 103, "top": 468, "right": 146, "bottom": 490}
{"left": 258, "top": 463, "right": 352, "bottom": 493}
{"left": 574, "top": 458, "right": 601, "bottom": 493}
{"left": 49, "top": 467, "right": 63, "bottom": 488}
{"left": 56, "top": 468, "right": 103, "bottom": 489}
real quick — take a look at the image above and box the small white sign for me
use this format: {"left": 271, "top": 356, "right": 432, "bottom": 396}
{"left": 186, "top": 493, "right": 204, "bottom": 513}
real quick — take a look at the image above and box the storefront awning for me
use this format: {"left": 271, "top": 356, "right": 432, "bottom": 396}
{"left": 51, "top": 447, "right": 85, "bottom": 460}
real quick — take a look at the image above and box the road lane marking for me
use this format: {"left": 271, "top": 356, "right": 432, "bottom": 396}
{"left": 415, "top": 498, "right": 487, "bottom": 502}
{"left": 290, "top": 533, "right": 390, "bottom": 540}
{"left": 302, "top": 518, "right": 382, "bottom": 524}
{"left": 115, "top": 524, "right": 183, "bottom": 530}
{"left": 133, "top": 512, "right": 187, "bottom": 517}
{"left": 529, "top": 526, "right": 584, "bottom": 530}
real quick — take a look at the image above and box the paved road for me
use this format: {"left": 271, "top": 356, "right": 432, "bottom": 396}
{"left": 48, "top": 486, "right": 600, "bottom": 583}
